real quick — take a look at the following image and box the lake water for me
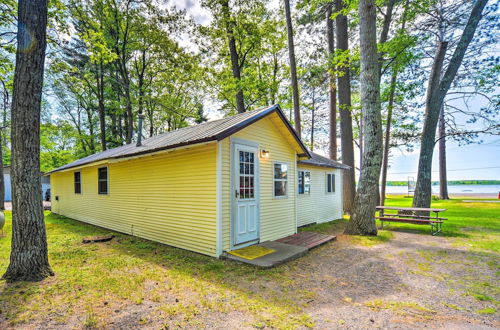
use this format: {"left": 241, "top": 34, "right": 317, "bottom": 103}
{"left": 385, "top": 184, "right": 500, "bottom": 195}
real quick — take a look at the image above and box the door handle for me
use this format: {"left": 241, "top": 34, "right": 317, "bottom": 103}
{"left": 235, "top": 190, "right": 239, "bottom": 198}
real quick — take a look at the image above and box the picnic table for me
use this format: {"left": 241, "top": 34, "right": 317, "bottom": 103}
{"left": 375, "top": 206, "right": 447, "bottom": 235}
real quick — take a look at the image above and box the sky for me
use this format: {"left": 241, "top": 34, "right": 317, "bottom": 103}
{"left": 174, "top": 0, "right": 500, "bottom": 182}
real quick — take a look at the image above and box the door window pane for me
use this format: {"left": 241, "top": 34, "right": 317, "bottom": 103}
{"left": 238, "top": 150, "right": 255, "bottom": 200}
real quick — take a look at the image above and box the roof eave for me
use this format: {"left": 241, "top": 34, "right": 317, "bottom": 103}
{"left": 297, "top": 160, "right": 351, "bottom": 170}
{"left": 213, "top": 104, "right": 310, "bottom": 158}
{"left": 48, "top": 104, "right": 311, "bottom": 174}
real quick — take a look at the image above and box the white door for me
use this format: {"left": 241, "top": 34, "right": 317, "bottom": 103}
{"left": 233, "top": 144, "right": 259, "bottom": 245}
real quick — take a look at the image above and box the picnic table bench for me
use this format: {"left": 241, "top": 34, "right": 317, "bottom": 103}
{"left": 375, "top": 206, "right": 447, "bottom": 235}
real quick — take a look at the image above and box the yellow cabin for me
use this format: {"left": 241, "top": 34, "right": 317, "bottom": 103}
{"left": 49, "top": 105, "right": 349, "bottom": 257}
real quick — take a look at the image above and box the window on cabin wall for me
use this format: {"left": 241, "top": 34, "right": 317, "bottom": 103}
{"left": 98, "top": 167, "right": 108, "bottom": 195}
{"left": 298, "top": 170, "right": 310, "bottom": 194}
{"left": 273, "top": 163, "right": 288, "bottom": 197}
{"left": 74, "top": 172, "right": 81, "bottom": 194}
{"left": 326, "top": 173, "right": 335, "bottom": 193}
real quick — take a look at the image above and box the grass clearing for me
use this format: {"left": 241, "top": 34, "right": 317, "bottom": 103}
{"left": 0, "top": 212, "right": 313, "bottom": 329}
{"left": 381, "top": 196, "right": 500, "bottom": 252}
{"left": 476, "top": 307, "right": 496, "bottom": 315}
{"left": 0, "top": 195, "right": 498, "bottom": 328}
{"left": 364, "top": 299, "right": 436, "bottom": 317}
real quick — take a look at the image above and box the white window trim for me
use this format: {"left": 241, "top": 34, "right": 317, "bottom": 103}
{"left": 98, "top": 166, "right": 109, "bottom": 195}
{"left": 297, "top": 170, "right": 311, "bottom": 195}
{"left": 273, "top": 161, "right": 289, "bottom": 199}
{"left": 325, "top": 172, "right": 336, "bottom": 194}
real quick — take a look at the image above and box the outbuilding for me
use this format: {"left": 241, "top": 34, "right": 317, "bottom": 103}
{"left": 49, "top": 105, "right": 349, "bottom": 257}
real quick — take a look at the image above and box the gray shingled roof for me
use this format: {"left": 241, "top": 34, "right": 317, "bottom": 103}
{"left": 49, "top": 104, "right": 310, "bottom": 173}
{"left": 298, "top": 152, "right": 350, "bottom": 170}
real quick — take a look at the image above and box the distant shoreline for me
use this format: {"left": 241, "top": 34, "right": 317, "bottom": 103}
{"left": 388, "top": 192, "right": 498, "bottom": 198}
{"left": 386, "top": 180, "right": 500, "bottom": 186}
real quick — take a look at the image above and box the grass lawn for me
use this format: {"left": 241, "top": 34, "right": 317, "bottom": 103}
{"left": 0, "top": 195, "right": 498, "bottom": 328}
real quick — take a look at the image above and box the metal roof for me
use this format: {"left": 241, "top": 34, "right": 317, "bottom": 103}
{"left": 49, "top": 104, "right": 311, "bottom": 174}
{"left": 298, "top": 152, "right": 351, "bottom": 170}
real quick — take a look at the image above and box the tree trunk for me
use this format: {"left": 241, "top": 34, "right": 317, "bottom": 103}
{"left": 221, "top": 0, "right": 245, "bottom": 114}
{"left": 380, "top": 68, "right": 398, "bottom": 206}
{"left": 413, "top": 41, "right": 447, "bottom": 207}
{"left": 311, "top": 90, "right": 315, "bottom": 150}
{"left": 344, "top": 0, "right": 382, "bottom": 236}
{"left": 0, "top": 129, "right": 4, "bottom": 210}
{"left": 438, "top": 105, "right": 449, "bottom": 199}
{"left": 284, "top": 0, "right": 301, "bottom": 137}
{"left": 359, "top": 115, "right": 363, "bottom": 171}
{"left": 379, "top": 1, "right": 408, "bottom": 206}
{"left": 2, "top": 0, "right": 54, "bottom": 282}
{"left": 335, "top": 0, "right": 356, "bottom": 213}
{"left": 125, "top": 85, "right": 133, "bottom": 144}
{"left": 413, "top": 0, "right": 488, "bottom": 208}
{"left": 96, "top": 62, "right": 106, "bottom": 151}
{"left": 326, "top": 4, "right": 337, "bottom": 160}
{"left": 0, "top": 82, "right": 7, "bottom": 210}
{"left": 378, "top": 0, "right": 395, "bottom": 79}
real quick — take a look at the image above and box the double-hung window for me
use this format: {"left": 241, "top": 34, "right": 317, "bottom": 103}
{"left": 98, "top": 167, "right": 108, "bottom": 195}
{"left": 273, "top": 163, "right": 288, "bottom": 197}
{"left": 326, "top": 173, "right": 335, "bottom": 193}
{"left": 298, "top": 170, "right": 311, "bottom": 194}
{"left": 74, "top": 172, "right": 81, "bottom": 194}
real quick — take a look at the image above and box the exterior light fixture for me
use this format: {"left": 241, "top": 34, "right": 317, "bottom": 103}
{"left": 260, "top": 149, "right": 270, "bottom": 159}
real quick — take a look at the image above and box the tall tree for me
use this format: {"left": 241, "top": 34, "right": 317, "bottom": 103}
{"left": 335, "top": 0, "right": 355, "bottom": 213}
{"left": 413, "top": 0, "right": 488, "bottom": 209}
{"left": 344, "top": 0, "right": 382, "bottom": 235}
{"left": 326, "top": 3, "right": 337, "bottom": 160}
{"left": 0, "top": 80, "right": 9, "bottom": 211}
{"left": 221, "top": 0, "right": 245, "bottom": 113}
{"left": 438, "top": 105, "right": 449, "bottom": 199}
{"left": 2, "top": 0, "right": 54, "bottom": 282}
{"left": 284, "top": 0, "right": 301, "bottom": 136}
{"left": 379, "top": 0, "right": 412, "bottom": 205}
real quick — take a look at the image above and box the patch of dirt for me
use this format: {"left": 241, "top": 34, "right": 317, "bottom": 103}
{"left": 2, "top": 226, "right": 498, "bottom": 329}
{"left": 292, "top": 229, "right": 499, "bottom": 329}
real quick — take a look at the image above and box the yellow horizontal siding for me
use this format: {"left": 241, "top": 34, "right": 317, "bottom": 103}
{"left": 51, "top": 143, "right": 218, "bottom": 256}
{"left": 221, "top": 112, "right": 297, "bottom": 250}
{"left": 297, "top": 165, "right": 343, "bottom": 226}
